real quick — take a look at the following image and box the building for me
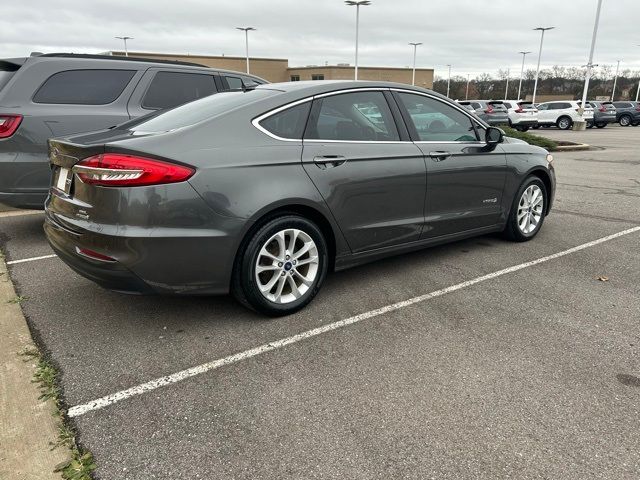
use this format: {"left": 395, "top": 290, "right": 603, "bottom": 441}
{"left": 108, "top": 51, "right": 434, "bottom": 88}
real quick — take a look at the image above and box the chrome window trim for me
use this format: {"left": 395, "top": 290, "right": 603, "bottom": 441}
{"left": 252, "top": 97, "right": 313, "bottom": 142}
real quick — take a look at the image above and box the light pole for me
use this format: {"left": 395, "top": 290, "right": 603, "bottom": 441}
{"left": 580, "top": 0, "right": 603, "bottom": 117}
{"left": 466, "top": 74, "right": 470, "bottom": 100}
{"left": 532, "top": 27, "right": 554, "bottom": 104}
{"left": 637, "top": 46, "right": 640, "bottom": 102}
{"left": 345, "top": 1, "right": 371, "bottom": 80}
{"left": 611, "top": 59, "right": 621, "bottom": 101}
{"left": 504, "top": 68, "right": 510, "bottom": 100}
{"left": 115, "top": 36, "right": 133, "bottom": 56}
{"left": 409, "top": 42, "right": 422, "bottom": 85}
{"left": 236, "top": 27, "right": 256, "bottom": 74}
{"left": 446, "top": 64, "right": 452, "bottom": 98}
{"left": 517, "top": 51, "right": 531, "bottom": 100}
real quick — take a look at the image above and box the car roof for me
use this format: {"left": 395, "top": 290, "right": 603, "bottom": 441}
{"left": 17, "top": 53, "right": 267, "bottom": 82}
{"left": 254, "top": 80, "right": 444, "bottom": 98}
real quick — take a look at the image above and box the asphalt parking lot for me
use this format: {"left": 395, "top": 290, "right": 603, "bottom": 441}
{"left": 1, "top": 125, "right": 639, "bottom": 479}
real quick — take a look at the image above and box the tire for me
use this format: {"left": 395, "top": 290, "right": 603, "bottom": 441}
{"left": 515, "top": 125, "right": 530, "bottom": 132}
{"left": 503, "top": 176, "right": 547, "bottom": 242}
{"left": 595, "top": 123, "right": 606, "bottom": 129}
{"left": 619, "top": 115, "right": 631, "bottom": 127}
{"left": 632, "top": 121, "right": 640, "bottom": 127}
{"left": 232, "top": 215, "right": 328, "bottom": 316}
{"left": 556, "top": 116, "right": 572, "bottom": 130}
{"left": 532, "top": 125, "right": 541, "bottom": 130}
{"left": 586, "top": 122, "right": 593, "bottom": 129}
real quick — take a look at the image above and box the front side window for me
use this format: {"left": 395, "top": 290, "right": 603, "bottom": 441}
{"left": 537, "top": 103, "right": 549, "bottom": 110}
{"left": 259, "top": 102, "right": 311, "bottom": 139}
{"left": 305, "top": 91, "right": 400, "bottom": 141}
{"left": 33, "top": 69, "right": 136, "bottom": 105}
{"left": 142, "top": 71, "right": 216, "bottom": 110}
{"left": 397, "top": 92, "right": 478, "bottom": 142}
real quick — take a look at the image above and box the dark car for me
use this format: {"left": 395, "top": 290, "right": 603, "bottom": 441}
{"left": 611, "top": 101, "right": 640, "bottom": 126}
{"left": 44, "top": 81, "right": 555, "bottom": 316}
{"left": 587, "top": 101, "right": 617, "bottom": 128}
{"left": 0, "top": 53, "right": 266, "bottom": 209}
{"left": 458, "top": 100, "right": 510, "bottom": 126}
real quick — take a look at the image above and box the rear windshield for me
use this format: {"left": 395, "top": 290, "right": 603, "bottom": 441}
{"left": 488, "top": 102, "right": 507, "bottom": 110}
{"left": 130, "top": 88, "right": 278, "bottom": 133}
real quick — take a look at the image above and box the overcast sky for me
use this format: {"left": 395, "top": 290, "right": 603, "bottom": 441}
{"left": 3, "top": 0, "right": 639, "bottom": 79}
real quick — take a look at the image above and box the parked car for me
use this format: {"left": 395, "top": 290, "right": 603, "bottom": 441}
{"left": 44, "top": 81, "right": 555, "bottom": 316}
{"left": 611, "top": 101, "right": 640, "bottom": 127}
{"left": 536, "top": 100, "right": 594, "bottom": 130}
{"left": 457, "top": 100, "right": 510, "bottom": 126}
{"left": 586, "top": 101, "right": 617, "bottom": 128}
{"left": 503, "top": 100, "right": 539, "bottom": 131}
{"left": 0, "top": 53, "right": 266, "bottom": 209}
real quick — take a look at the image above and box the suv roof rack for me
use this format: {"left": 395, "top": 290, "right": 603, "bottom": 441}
{"left": 38, "top": 53, "right": 209, "bottom": 68}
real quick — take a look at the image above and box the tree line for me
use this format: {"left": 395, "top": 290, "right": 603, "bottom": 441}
{"left": 433, "top": 65, "right": 640, "bottom": 101}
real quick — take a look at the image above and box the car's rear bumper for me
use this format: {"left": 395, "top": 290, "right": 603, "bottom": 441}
{"left": 485, "top": 116, "right": 510, "bottom": 126}
{"left": 511, "top": 119, "right": 538, "bottom": 127}
{"left": 44, "top": 197, "right": 246, "bottom": 296}
{"left": 0, "top": 190, "right": 47, "bottom": 209}
{"left": 594, "top": 114, "right": 617, "bottom": 123}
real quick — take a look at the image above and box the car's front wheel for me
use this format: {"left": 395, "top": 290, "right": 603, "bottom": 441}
{"left": 557, "top": 116, "right": 572, "bottom": 130}
{"left": 503, "top": 176, "right": 547, "bottom": 242}
{"left": 233, "top": 215, "right": 328, "bottom": 316}
{"left": 595, "top": 123, "right": 606, "bottom": 129}
{"left": 619, "top": 115, "right": 632, "bottom": 127}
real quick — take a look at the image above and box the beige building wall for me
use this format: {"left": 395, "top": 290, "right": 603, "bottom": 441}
{"left": 110, "top": 51, "right": 289, "bottom": 82}
{"left": 287, "top": 66, "right": 434, "bottom": 89}
{"left": 109, "top": 52, "right": 434, "bottom": 88}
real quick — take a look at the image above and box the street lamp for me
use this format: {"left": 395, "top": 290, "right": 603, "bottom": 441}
{"left": 236, "top": 27, "right": 256, "bottom": 74}
{"left": 409, "top": 42, "right": 422, "bottom": 86}
{"left": 115, "top": 36, "right": 133, "bottom": 57}
{"left": 532, "top": 27, "right": 554, "bottom": 104}
{"left": 345, "top": 1, "right": 371, "bottom": 80}
{"left": 579, "top": 0, "right": 603, "bottom": 117}
{"left": 517, "top": 51, "right": 531, "bottom": 100}
{"left": 611, "top": 59, "right": 621, "bottom": 101}
{"left": 446, "top": 64, "right": 452, "bottom": 98}
{"left": 504, "top": 68, "right": 510, "bottom": 100}
{"left": 637, "top": 45, "right": 640, "bottom": 102}
{"left": 466, "top": 74, "right": 470, "bottom": 100}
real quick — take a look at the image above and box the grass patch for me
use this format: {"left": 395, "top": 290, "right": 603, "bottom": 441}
{"left": 500, "top": 126, "right": 559, "bottom": 151}
{"left": 7, "top": 295, "right": 28, "bottom": 304}
{"left": 21, "top": 347, "right": 96, "bottom": 480}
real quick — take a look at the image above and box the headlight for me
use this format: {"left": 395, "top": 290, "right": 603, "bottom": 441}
{"left": 546, "top": 154, "right": 553, "bottom": 163}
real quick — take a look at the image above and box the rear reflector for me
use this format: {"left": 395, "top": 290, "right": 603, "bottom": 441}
{"left": 74, "top": 153, "right": 194, "bottom": 187}
{"left": 0, "top": 114, "right": 23, "bottom": 138}
{"left": 75, "top": 246, "right": 116, "bottom": 262}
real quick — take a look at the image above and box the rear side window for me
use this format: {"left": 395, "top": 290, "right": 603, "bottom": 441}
{"left": 259, "top": 102, "right": 311, "bottom": 139}
{"left": 33, "top": 69, "right": 135, "bottom": 105}
{"left": 613, "top": 102, "right": 629, "bottom": 108}
{"left": 142, "top": 71, "right": 217, "bottom": 110}
{"left": 225, "top": 76, "right": 244, "bottom": 90}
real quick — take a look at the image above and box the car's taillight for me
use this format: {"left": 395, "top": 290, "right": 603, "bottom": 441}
{"left": 485, "top": 105, "right": 494, "bottom": 114}
{"left": 599, "top": 106, "right": 606, "bottom": 112}
{"left": 635, "top": 105, "right": 640, "bottom": 112}
{"left": 0, "top": 114, "right": 23, "bottom": 139}
{"left": 74, "top": 153, "right": 194, "bottom": 187}
{"left": 515, "top": 107, "right": 524, "bottom": 113}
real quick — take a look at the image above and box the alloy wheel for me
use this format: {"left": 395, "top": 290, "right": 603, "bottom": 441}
{"left": 517, "top": 185, "right": 544, "bottom": 235}
{"left": 254, "top": 228, "right": 319, "bottom": 304}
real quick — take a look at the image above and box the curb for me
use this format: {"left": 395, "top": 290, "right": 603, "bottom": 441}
{"left": 0, "top": 253, "right": 68, "bottom": 479}
{"left": 553, "top": 143, "right": 592, "bottom": 152}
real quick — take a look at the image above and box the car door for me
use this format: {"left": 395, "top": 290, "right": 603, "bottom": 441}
{"left": 393, "top": 90, "right": 507, "bottom": 238}
{"left": 536, "top": 103, "right": 551, "bottom": 123}
{"left": 301, "top": 89, "right": 426, "bottom": 253}
{"left": 127, "top": 68, "right": 219, "bottom": 118}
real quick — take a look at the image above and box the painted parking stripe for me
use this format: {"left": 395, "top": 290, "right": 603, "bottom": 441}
{"left": 0, "top": 210, "right": 44, "bottom": 219}
{"left": 6, "top": 254, "right": 58, "bottom": 265}
{"left": 67, "top": 225, "right": 640, "bottom": 418}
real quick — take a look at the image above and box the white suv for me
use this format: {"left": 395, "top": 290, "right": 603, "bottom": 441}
{"left": 536, "top": 101, "right": 594, "bottom": 130}
{"left": 503, "top": 100, "right": 539, "bottom": 132}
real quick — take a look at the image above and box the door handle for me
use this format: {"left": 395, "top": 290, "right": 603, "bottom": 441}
{"left": 313, "top": 155, "right": 347, "bottom": 169}
{"left": 429, "top": 151, "right": 452, "bottom": 162}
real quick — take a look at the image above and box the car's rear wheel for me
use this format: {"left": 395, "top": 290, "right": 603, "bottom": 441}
{"left": 619, "top": 115, "right": 631, "bottom": 127}
{"left": 595, "top": 123, "right": 606, "bottom": 129}
{"left": 557, "top": 116, "right": 572, "bottom": 130}
{"left": 503, "top": 176, "right": 547, "bottom": 242}
{"left": 233, "top": 215, "right": 328, "bottom": 316}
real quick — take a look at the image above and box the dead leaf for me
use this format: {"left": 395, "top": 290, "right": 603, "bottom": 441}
{"left": 597, "top": 276, "right": 609, "bottom": 282}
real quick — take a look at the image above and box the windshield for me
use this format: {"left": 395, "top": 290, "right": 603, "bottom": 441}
{"left": 130, "top": 89, "right": 278, "bottom": 133}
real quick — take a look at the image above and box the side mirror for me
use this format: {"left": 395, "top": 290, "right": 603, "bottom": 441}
{"left": 486, "top": 126, "right": 504, "bottom": 145}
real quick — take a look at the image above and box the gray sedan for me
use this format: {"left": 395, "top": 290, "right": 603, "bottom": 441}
{"left": 44, "top": 81, "right": 555, "bottom": 316}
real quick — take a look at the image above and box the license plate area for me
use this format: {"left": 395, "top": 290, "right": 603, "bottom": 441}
{"left": 54, "top": 167, "right": 73, "bottom": 195}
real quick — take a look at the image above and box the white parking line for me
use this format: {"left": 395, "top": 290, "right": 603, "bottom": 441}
{"left": 67, "top": 226, "right": 640, "bottom": 418}
{"left": 6, "top": 254, "right": 58, "bottom": 265}
{"left": 0, "top": 210, "right": 44, "bottom": 219}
